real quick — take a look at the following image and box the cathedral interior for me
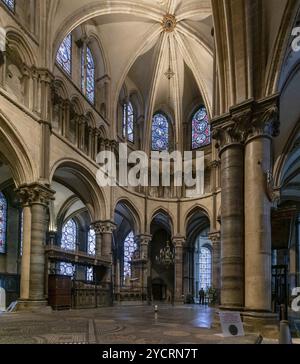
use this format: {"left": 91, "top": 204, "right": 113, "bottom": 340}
{"left": 0, "top": 0, "right": 300, "bottom": 345}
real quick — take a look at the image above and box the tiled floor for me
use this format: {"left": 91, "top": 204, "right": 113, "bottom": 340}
{"left": 0, "top": 304, "right": 272, "bottom": 344}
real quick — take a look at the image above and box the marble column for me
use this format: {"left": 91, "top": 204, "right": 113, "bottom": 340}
{"left": 17, "top": 184, "right": 55, "bottom": 309}
{"left": 209, "top": 231, "right": 221, "bottom": 303}
{"left": 212, "top": 107, "right": 249, "bottom": 310}
{"left": 173, "top": 236, "right": 185, "bottom": 304}
{"left": 244, "top": 96, "right": 280, "bottom": 312}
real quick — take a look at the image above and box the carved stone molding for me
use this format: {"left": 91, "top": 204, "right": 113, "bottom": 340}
{"left": 17, "top": 183, "right": 55, "bottom": 207}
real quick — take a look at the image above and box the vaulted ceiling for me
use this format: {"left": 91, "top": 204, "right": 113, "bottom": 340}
{"left": 51, "top": 0, "right": 214, "bottom": 145}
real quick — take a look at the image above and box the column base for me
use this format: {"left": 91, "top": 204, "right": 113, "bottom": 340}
{"left": 242, "top": 311, "right": 279, "bottom": 339}
{"left": 213, "top": 308, "right": 280, "bottom": 339}
{"left": 16, "top": 299, "right": 52, "bottom": 313}
{"left": 174, "top": 297, "right": 185, "bottom": 305}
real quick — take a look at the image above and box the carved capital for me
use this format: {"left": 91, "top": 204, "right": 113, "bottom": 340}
{"left": 38, "top": 68, "right": 55, "bottom": 84}
{"left": 16, "top": 184, "right": 55, "bottom": 207}
{"left": 209, "top": 160, "right": 221, "bottom": 169}
{"left": 212, "top": 110, "right": 251, "bottom": 150}
{"left": 135, "top": 234, "right": 152, "bottom": 246}
{"left": 92, "top": 220, "right": 116, "bottom": 234}
{"left": 172, "top": 235, "right": 185, "bottom": 248}
{"left": 208, "top": 231, "right": 221, "bottom": 244}
{"left": 247, "top": 96, "right": 280, "bottom": 140}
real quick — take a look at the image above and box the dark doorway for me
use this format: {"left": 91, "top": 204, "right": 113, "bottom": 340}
{"left": 152, "top": 278, "right": 166, "bottom": 301}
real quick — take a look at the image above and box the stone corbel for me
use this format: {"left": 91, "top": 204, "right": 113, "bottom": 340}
{"left": 265, "top": 170, "right": 281, "bottom": 205}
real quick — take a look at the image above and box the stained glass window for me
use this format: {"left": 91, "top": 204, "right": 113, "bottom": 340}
{"left": 198, "top": 247, "right": 212, "bottom": 290}
{"left": 86, "top": 267, "right": 94, "bottom": 282}
{"left": 56, "top": 34, "right": 72, "bottom": 75}
{"left": 1, "top": 0, "right": 15, "bottom": 12}
{"left": 123, "top": 102, "right": 134, "bottom": 142}
{"left": 61, "top": 219, "right": 77, "bottom": 251}
{"left": 81, "top": 46, "right": 95, "bottom": 104}
{"left": 0, "top": 192, "right": 7, "bottom": 254}
{"left": 123, "top": 231, "right": 137, "bottom": 281}
{"left": 88, "top": 228, "right": 96, "bottom": 256}
{"left": 192, "top": 107, "right": 211, "bottom": 149}
{"left": 152, "top": 113, "right": 169, "bottom": 151}
{"left": 60, "top": 262, "right": 75, "bottom": 277}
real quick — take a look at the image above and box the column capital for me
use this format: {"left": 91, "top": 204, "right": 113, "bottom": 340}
{"left": 212, "top": 95, "right": 280, "bottom": 152}
{"left": 135, "top": 234, "right": 152, "bottom": 245}
{"left": 246, "top": 95, "right": 280, "bottom": 141}
{"left": 208, "top": 231, "right": 221, "bottom": 243}
{"left": 209, "top": 160, "right": 221, "bottom": 169}
{"left": 91, "top": 220, "right": 116, "bottom": 234}
{"left": 37, "top": 68, "right": 55, "bottom": 84}
{"left": 16, "top": 183, "right": 55, "bottom": 207}
{"left": 172, "top": 235, "right": 186, "bottom": 248}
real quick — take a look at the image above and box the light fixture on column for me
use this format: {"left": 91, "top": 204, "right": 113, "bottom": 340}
{"left": 155, "top": 240, "right": 174, "bottom": 267}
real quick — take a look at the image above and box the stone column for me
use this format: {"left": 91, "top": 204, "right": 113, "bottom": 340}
{"left": 100, "top": 221, "right": 116, "bottom": 259}
{"left": 173, "top": 236, "right": 185, "bottom": 304}
{"left": 91, "top": 222, "right": 102, "bottom": 260}
{"left": 62, "top": 100, "right": 70, "bottom": 139}
{"left": 212, "top": 106, "right": 249, "bottom": 310}
{"left": 244, "top": 96, "right": 280, "bottom": 312}
{"left": 135, "top": 234, "right": 152, "bottom": 296}
{"left": 88, "top": 127, "right": 94, "bottom": 159}
{"left": 100, "top": 221, "right": 116, "bottom": 285}
{"left": 17, "top": 184, "right": 55, "bottom": 309}
{"left": 19, "top": 204, "right": 32, "bottom": 300}
{"left": 209, "top": 231, "right": 221, "bottom": 303}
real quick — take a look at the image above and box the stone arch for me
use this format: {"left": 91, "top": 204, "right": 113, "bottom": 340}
{"left": 52, "top": 78, "right": 70, "bottom": 101}
{"left": 113, "top": 198, "right": 142, "bottom": 234}
{"left": 0, "top": 111, "right": 36, "bottom": 186}
{"left": 49, "top": 159, "right": 107, "bottom": 222}
{"left": 6, "top": 28, "right": 37, "bottom": 66}
{"left": 70, "top": 96, "right": 85, "bottom": 115}
{"left": 184, "top": 206, "right": 211, "bottom": 247}
{"left": 150, "top": 207, "right": 174, "bottom": 237}
{"left": 184, "top": 205, "right": 212, "bottom": 232}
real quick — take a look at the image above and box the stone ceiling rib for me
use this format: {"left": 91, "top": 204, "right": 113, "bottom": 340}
{"left": 143, "top": 33, "right": 168, "bottom": 152}
{"left": 175, "top": 32, "right": 212, "bottom": 117}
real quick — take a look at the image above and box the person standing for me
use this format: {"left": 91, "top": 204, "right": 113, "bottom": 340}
{"left": 199, "top": 288, "right": 205, "bottom": 305}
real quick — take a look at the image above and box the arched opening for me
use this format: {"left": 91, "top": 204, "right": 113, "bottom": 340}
{"left": 0, "top": 161, "right": 22, "bottom": 309}
{"left": 185, "top": 208, "right": 211, "bottom": 303}
{"left": 150, "top": 211, "right": 174, "bottom": 303}
{"left": 113, "top": 200, "right": 141, "bottom": 302}
{"left": 47, "top": 162, "right": 109, "bottom": 309}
